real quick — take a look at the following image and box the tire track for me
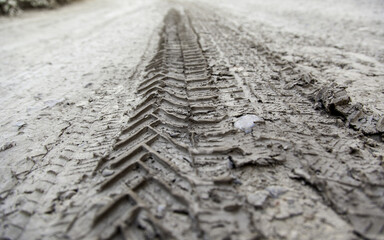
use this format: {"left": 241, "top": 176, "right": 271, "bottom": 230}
{"left": 187, "top": 5, "right": 384, "bottom": 239}
{"left": 11, "top": 6, "right": 381, "bottom": 240}
{"left": 66, "top": 9, "right": 287, "bottom": 240}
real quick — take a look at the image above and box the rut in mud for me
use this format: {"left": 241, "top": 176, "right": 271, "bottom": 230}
{"left": 1, "top": 6, "right": 384, "bottom": 240}
{"left": 68, "top": 9, "right": 264, "bottom": 240}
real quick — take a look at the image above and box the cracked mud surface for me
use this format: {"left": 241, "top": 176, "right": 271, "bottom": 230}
{"left": 1, "top": 0, "right": 384, "bottom": 239}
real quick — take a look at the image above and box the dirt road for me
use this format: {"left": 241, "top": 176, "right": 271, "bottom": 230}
{"left": 1, "top": 0, "right": 383, "bottom": 239}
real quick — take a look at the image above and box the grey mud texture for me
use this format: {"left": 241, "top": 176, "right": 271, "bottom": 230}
{"left": 2, "top": 6, "right": 384, "bottom": 240}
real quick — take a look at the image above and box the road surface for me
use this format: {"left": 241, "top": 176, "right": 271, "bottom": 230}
{"left": 1, "top": 0, "right": 384, "bottom": 239}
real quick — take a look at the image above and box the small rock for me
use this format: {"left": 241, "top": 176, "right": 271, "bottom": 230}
{"left": 102, "top": 169, "right": 114, "bottom": 177}
{"left": 266, "top": 186, "right": 288, "bottom": 198}
{"left": 234, "top": 115, "right": 264, "bottom": 134}
{"left": 228, "top": 156, "right": 235, "bottom": 169}
{"left": 201, "top": 193, "right": 209, "bottom": 200}
{"left": 15, "top": 120, "right": 26, "bottom": 130}
{"left": 156, "top": 204, "right": 166, "bottom": 218}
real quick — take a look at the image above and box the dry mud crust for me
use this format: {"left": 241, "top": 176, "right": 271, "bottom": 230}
{"left": 49, "top": 8, "right": 383, "bottom": 240}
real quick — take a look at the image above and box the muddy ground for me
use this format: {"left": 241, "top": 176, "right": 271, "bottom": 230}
{"left": 0, "top": 0, "right": 384, "bottom": 239}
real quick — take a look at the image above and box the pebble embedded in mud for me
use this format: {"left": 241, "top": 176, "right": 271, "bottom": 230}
{"left": 156, "top": 204, "right": 166, "bottom": 218}
{"left": 102, "top": 169, "right": 114, "bottom": 177}
{"left": 234, "top": 114, "right": 264, "bottom": 133}
{"left": 14, "top": 120, "right": 26, "bottom": 130}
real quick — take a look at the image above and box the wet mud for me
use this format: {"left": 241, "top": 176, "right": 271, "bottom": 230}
{"left": 1, "top": 2, "right": 384, "bottom": 240}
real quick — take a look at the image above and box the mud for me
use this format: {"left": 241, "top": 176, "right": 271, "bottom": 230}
{"left": 1, "top": 0, "right": 384, "bottom": 240}
{"left": 315, "top": 84, "right": 383, "bottom": 140}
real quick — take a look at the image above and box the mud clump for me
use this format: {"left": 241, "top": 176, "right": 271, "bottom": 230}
{"left": 315, "top": 84, "right": 383, "bottom": 139}
{"left": 0, "top": 141, "right": 15, "bottom": 152}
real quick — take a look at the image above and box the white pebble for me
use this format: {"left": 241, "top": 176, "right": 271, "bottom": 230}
{"left": 234, "top": 115, "right": 264, "bottom": 133}
{"left": 102, "top": 169, "right": 115, "bottom": 177}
